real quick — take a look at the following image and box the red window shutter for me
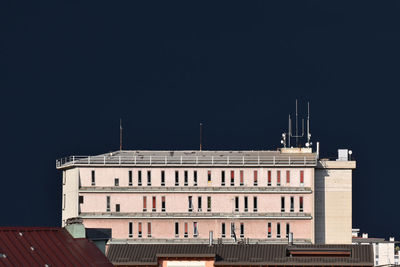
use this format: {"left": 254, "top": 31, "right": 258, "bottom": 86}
{"left": 300, "top": 196, "right": 303, "bottom": 205}
{"left": 286, "top": 171, "right": 290, "bottom": 183}
{"left": 254, "top": 171, "right": 258, "bottom": 182}
{"left": 268, "top": 226, "right": 271, "bottom": 232}
{"left": 268, "top": 171, "right": 271, "bottom": 183}
{"left": 231, "top": 171, "right": 234, "bottom": 179}
{"left": 148, "top": 223, "right": 151, "bottom": 235}
{"left": 143, "top": 197, "right": 147, "bottom": 209}
{"left": 162, "top": 196, "right": 165, "bottom": 202}
{"left": 300, "top": 170, "right": 304, "bottom": 183}
{"left": 152, "top": 197, "right": 156, "bottom": 209}
{"left": 138, "top": 223, "right": 142, "bottom": 232}
{"left": 185, "top": 223, "right": 188, "bottom": 233}
{"left": 240, "top": 171, "right": 244, "bottom": 184}
{"left": 277, "top": 171, "right": 281, "bottom": 183}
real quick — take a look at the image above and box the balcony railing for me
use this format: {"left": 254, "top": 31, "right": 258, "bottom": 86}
{"left": 56, "top": 154, "right": 317, "bottom": 168}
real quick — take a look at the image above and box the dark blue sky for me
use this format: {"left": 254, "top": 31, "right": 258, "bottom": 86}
{"left": 1, "top": 1, "right": 399, "bottom": 239}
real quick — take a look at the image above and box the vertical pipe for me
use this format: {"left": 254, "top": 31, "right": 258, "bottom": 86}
{"left": 200, "top": 123, "right": 202, "bottom": 151}
{"left": 295, "top": 99, "right": 298, "bottom": 147}
{"left": 209, "top": 231, "right": 213, "bottom": 246}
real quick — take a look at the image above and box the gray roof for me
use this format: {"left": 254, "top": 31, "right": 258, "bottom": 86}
{"left": 106, "top": 244, "right": 373, "bottom": 266}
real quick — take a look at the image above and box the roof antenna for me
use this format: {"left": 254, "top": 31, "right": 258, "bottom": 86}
{"left": 305, "top": 102, "right": 312, "bottom": 148}
{"left": 291, "top": 99, "right": 304, "bottom": 147}
{"left": 199, "top": 123, "right": 203, "bottom": 151}
{"left": 120, "top": 118, "right": 123, "bottom": 151}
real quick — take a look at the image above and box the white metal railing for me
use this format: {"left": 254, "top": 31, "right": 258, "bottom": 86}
{"left": 56, "top": 155, "right": 317, "bottom": 168}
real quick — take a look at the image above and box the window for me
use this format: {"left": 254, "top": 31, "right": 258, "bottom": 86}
{"left": 286, "top": 223, "right": 290, "bottom": 238}
{"left": 207, "top": 196, "right": 211, "bottom": 212}
{"left": 79, "top": 195, "right": 84, "bottom": 204}
{"left": 253, "top": 170, "right": 258, "bottom": 186}
{"left": 290, "top": 196, "right": 294, "bottom": 212}
{"left": 230, "top": 171, "right": 235, "bottom": 186}
{"left": 230, "top": 222, "right": 235, "bottom": 238}
{"left": 143, "top": 196, "right": 147, "bottom": 212}
{"left": 267, "top": 171, "right": 271, "bottom": 186}
{"left": 198, "top": 196, "right": 202, "bottom": 212}
{"left": 300, "top": 170, "right": 304, "bottom": 186}
{"left": 175, "top": 171, "right": 179, "bottom": 186}
{"left": 267, "top": 222, "right": 272, "bottom": 238}
{"left": 277, "top": 222, "right": 281, "bottom": 238}
{"left": 244, "top": 196, "right": 248, "bottom": 212}
{"left": 277, "top": 171, "right": 281, "bottom": 186}
{"left": 240, "top": 170, "right": 244, "bottom": 186}
{"left": 147, "top": 171, "right": 151, "bottom": 186}
{"left": 235, "top": 196, "right": 239, "bottom": 212}
{"left": 286, "top": 170, "right": 290, "bottom": 184}
{"left": 193, "top": 171, "right": 198, "bottom": 186}
{"left": 114, "top": 178, "right": 119, "bottom": 186}
{"left": 207, "top": 170, "right": 211, "bottom": 183}
{"left": 184, "top": 222, "right": 188, "bottom": 237}
{"left": 129, "top": 222, "right": 133, "bottom": 238}
{"left": 162, "top": 196, "right": 166, "bottom": 212}
{"left": 299, "top": 196, "right": 304, "bottom": 212}
{"left": 253, "top": 196, "right": 258, "bottom": 212}
{"left": 138, "top": 171, "right": 142, "bottom": 186}
{"left": 63, "top": 194, "right": 66, "bottom": 210}
{"left": 152, "top": 196, "right": 156, "bottom": 212}
{"left": 161, "top": 170, "right": 165, "bottom": 186}
{"left": 188, "top": 196, "right": 193, "bottom": 212}
{"left": 116, "top": 204, "right": 120, "bottom": 212}
{"left": 147, "top": 222, "right": 151, "bottom": 237}
{"left": 184, "top": 171, "right": 188, "bottom": 186}
{"left": 240, "top": 223, "right": 244, "bottom": 238}
{"left": 221, "top": 171, "right": 225, "bottom": 186}
{"left": 129, "top": 171, "right": 133, "bottom": 186}
{"left": 281, "top": 196, "right": 285, "bottom": 212}
{"left": 91, "top": 170, "right": 95, "bottom": 186}
{"left": 193, "top": 222, "right": 198, "bottom": 237}
{"left": 221, "top": 223, "right": 226, "bottom": 238}
{"left": 138, "top": 222, "right": 142, "bottom": 238}
{"left": 175, "top": 222, "right": 179, "bottom": 237}
{"left": 106, "top": 196, "right": 110, "bottom": 212}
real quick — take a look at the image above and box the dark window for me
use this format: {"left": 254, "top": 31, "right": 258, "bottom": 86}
{"left": 267, "top": 222, "right": 272, "bottom": 238}
{"left": 193, "top": 222, "right": 198, "bottom": 237}
{"left": 147, "top": 171, "right": 151, "bottom": 186}
{"left": 116, "top": 204, "right": 120, "bottom": 212}
{"left": 299, "top": 196, "right": 304, "bottom": 212}
{"left": 253, "top": 196, "right": 258, "bottom": 212}
{"left": 188, "top": 196, "right": 193, "bottom": 212}
{"left": 230, "top": 222, "right": 235, "bottom": 238}
{"left": 198, "top": 196, "right": 202, "bottom": 212}
{"left": 193, "top": 171, "right": 197, "bottom": 186}
{"left": 267, "top": 170, "right": 271, "bottom": 186}
{"left": 240, "top": 223, "right": 244, "bottom": 238}
{"left": 222, "top": 223, "right": 226, "bottom": 237}
{"left": 253, "top": 171, "right": 258, "bottom": 186}
{"left": 91, "top": 170, "right": 95, "bottom": 186}
{"left": 129, "top": 171, "right": 133, "bottom": 186}
{"left": 184, "top": 222, "right": 188, "bottom": 238}
{"left": 106, "top": 196, "right": 110, "bottom": 212}
{"left": 175, "top": 222, "right": 179, "bottom": 237}
{"left": 147, "top": 222, "right": 151, "bottom": 237}
{"left": 175, "top": 171, "right": 179, "bottom": 186}
{"left": 277, "top": 223, "right": 281, "bottom": 238}
{"left": 79, "top": 195, "right": 84, "bottom": 204}
{"left": 235, "top": 196, "right": 239, "bottom": 212}
{"left": 161, "top": 170, "right": 165, "bottom": 186}
{"left": 162, "top": 196, "right": 166, "bottom": 212}
{"left": 114, "top": 178, "right": 119, "bottom": 186}
{"left": 152, "top": 196, "right": 156, "bottom": 212}
{"left": 184, "top": 171, "right": 188, "bottom": 186}
{"left": 281, "top": 196, "right": 285, "bottom": 212}
{"left": 207, "top": 171, "right": 211, "bottom": 183}
{"left": 207, "top": 196, "right": 211, "bottom": 212}
{"left": 138, "top": 171, "right": 142, "bottom": 186}
{"left": 286, "top": 223, "right": 290, "bottom": 238}
{"left": 240, "top": 170, "right": 244, "bottom": 186}
{"left": 129, "top": 222, "right": 133, "bottom": 238}
{"left": 290, "top": 196, "right": 294, "bottom": 212}
{"left": 221, "top": 171, "right": 225, "bottom": 186}
{"left": 138, "top": 222, "right": 142, "bottom": 238}
{"left": 143, "top": 196, "right": 147, "bottom": 212}
{"left": 244, "top": 196, "right": 248, "bottom": 212}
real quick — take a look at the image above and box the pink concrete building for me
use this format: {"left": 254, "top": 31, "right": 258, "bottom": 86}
{"left": 57, "top": 147, "right": 355, "bottom": 244}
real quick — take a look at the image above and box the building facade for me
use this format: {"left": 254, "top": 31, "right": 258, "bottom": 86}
{"left": 58, "top": 147, "right": 355, "bottom": 244}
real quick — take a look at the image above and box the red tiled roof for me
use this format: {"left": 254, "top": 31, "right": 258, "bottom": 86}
{"left": 0, "top": 227, "right": 113, "bottom": 267}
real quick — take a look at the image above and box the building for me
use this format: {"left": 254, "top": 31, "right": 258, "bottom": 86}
{"left": 0, "top": 226, "right": 112, "bottom": 266}
{"left": 105, "top": 243, "right": 373, "bottom": 267}
{"left": 352, "top": 229, "right": 398, "bottom": 266}
{"left": 57, "top": 146, "right": 355, "bottom": 244}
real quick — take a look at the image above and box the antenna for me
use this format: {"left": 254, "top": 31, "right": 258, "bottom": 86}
{"left": 199, "top": 123, "right": 202, "bottom": 151}
{"left": 306, "top": 102, "right": 312, "bottom": 147}
{"left": 296, "top": 99, "right": 298, "bottom": 147}
{"left": 120, "top": 118, "right": 123, "bottom": 151}
{"left": 282, "top": 100, "right": 309, "bottom": 148}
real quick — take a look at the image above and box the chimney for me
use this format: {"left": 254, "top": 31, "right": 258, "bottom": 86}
{"left": 362, "top": 233, "right": 368, "bottom": 238}
{"left": 65, "top": 217, "right": 86, "bottom": 238}
{"left": 316, "top": 142, "right": 320, "bottom": 159}
{"left": 288, "top": 232, "right": 293, "bottom": 246}
{"left": 209, "top": 231, "right": 213, "bottom": 246}
{"left": 390, "top": 237, "right": 395, "bottom": 242}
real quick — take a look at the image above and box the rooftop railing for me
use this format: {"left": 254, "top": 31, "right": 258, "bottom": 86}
{"left": 56, "top": 154, "right": 317, "bottom": 168}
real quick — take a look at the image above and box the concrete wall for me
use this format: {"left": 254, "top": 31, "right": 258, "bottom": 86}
{"left": 62, "top": 168, "right": 79, "bottom": 226}
{"left": 315, "top": 161, "right": 354, "bottom": 244}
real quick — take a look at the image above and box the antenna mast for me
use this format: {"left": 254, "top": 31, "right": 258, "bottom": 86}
{"left": 120, "top": 118, "right": 123, "bottom": 151}
{"left": 199, "top": 123, "right": 202, "bottom": 151}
